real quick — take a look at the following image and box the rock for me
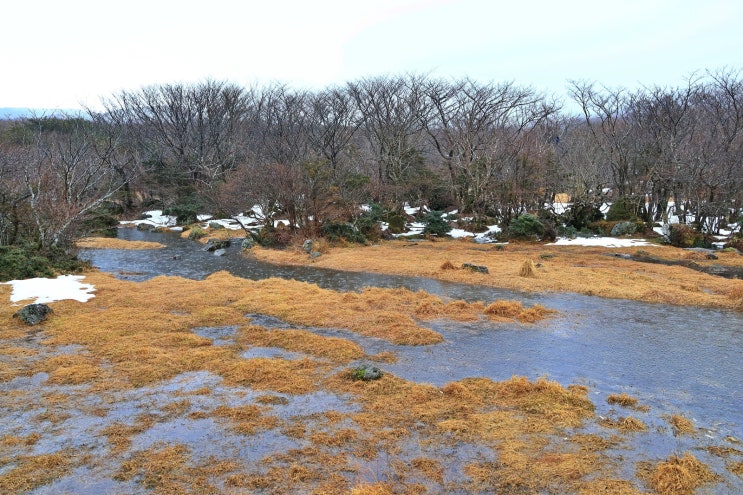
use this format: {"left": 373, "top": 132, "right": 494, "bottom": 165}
{"left": 462, "top": 263, "right": 489, "bottom": 274}
{"left": 351, "top": 364, "right": 383, "bottom": 381}
{"left": 309, "top": 251, "right": 322, "bottom": 259}
{"left": 213, "top": 248, "right": 226, "bottom": 257}
{"left": 302, "top": 239, "right": 314, "bottom": 254}
{"left": 241, "top": 238, "right": 255, "bottom": 250}
{"left": 13, "top": 303, "right": 52, "bottom": 325}
{"left": 706, "top": 253, "right": 718, "bottom": 260}
{"left": 203, "top": 239, "right": 231, "bottom": 252}
{"left": 208, "top": 221, "right": 224, "bottom": 230}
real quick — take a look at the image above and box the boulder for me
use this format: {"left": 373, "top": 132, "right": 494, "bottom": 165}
{"left": 351, "top": 364, "right": 383, "bottom": 381}
{"left": 302, "top": 239, "right": 314, "bottom": 254}
{"left": 208, "top": 221, "right": 225, "bottom": 230}
{"left": 14, "top": 303, "right": 52, "bottom": 325}
{"left": 241, "top": 238, "right": 255, "bottom": 250}
{"left": 462, "top": 263, "right": 489, "bottom": 274}
{"left": 213, "top": 248, "right": 226, "bottom": 257}
{"left": 309, "top": 251, "right": 322, "bottom": 259}
{"left": 203, "top": 239, "right": 231, "bottom": 252}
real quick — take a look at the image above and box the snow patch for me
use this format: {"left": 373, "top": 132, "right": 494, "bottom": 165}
{"left": 3, "top": 275, "right": 96, "bottom": 304}
{"left": 547, "top": 237, "right": 652, "bottom": 248}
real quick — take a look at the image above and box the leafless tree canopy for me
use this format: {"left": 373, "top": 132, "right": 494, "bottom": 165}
{"left": 1, "top": 70, "right": 742, "bottom": 248}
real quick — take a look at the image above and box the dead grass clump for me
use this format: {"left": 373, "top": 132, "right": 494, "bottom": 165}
{"left": 578, "top": 479, "right": 646, "bottom": 494}
{"left": 218, "top": 357, "right": 319, "bottom": 394}
{"left": 600, "top": 416, "right": 647, "bottom": 433}
{"left": 640, "top": 452, "right": 718, "bottom": 495}
{"left": 37, "top": 355, "right": 104, "bottom": 385}
{"left": 519, "top": 259, "right": 537, "bottom": 277}
{"left": 101, "top": 414, "right": 158, "bottom": 453}
{"left": 484, "top": 300, "right": 554, "bottom": 323}
{"left": 665, "top": 414, "right": 695, "bottom": 436}
{"left": 440, "top": 260, "right": 456, "bottom": 270}
{"left": 115, "top": 444, "right": 193, "bottom": 491}
{"left": 729, "top": 460, "right": 743, "bottom": 475}
{"left": 238, "top": 326, "right": 364, "bottom": 363}
{"left": 75, "top": 237, "right": 165, "bottom": 250}
{"left": 214, "top": 404, "right": 279, "bottom": 435}
{"left": 411, "top": 457, "right": 444, "bottom": 484}
{"left": 487, "top": 376, "right": 595, "bottom": 428}
{"left": 349, "top": 482, "right": 395, "bottom": 495}
{"left": 0, "top": 452, "right": 74, "bottom": 493}
{"left": 607, "top": 392, "right": 639, "bottom": 408}
{"left": 369, "top": 351, "right": 398, "bottom": 363}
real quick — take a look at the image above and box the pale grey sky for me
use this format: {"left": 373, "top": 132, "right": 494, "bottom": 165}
{"left": 2, "top": 0, "right": 741, "bottom": 110}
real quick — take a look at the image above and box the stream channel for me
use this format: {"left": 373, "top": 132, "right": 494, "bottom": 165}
{"left": 79, "top": 227, "right": 743, "bottom": 491}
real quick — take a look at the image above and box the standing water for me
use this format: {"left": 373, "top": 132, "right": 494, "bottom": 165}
{"left": 79, "top": 228, "right": 743, "bottom": 490}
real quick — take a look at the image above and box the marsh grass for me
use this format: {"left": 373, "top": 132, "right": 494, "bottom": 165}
{"left": 0, "top": 451, "right": 75, "bottom": 493}
{"left": 639, "top": 452, "right": 718, "bottom": 495}
{"left": 519, "top": 259, "right": 537, "bottom": 277}
{"left": 75, "top": 237, "right": 166, "bottom": 250}
{"left": 238, "top": 325, "right": 365, "bottom": 363}
{"left": 666, "top": 414, "right": 695, "bottom": 436}
{"left": 251, "top": 240, "right": 743, "bottom": 311}
{"left": 600, "top": 416, "right": 648, "bottom": 433}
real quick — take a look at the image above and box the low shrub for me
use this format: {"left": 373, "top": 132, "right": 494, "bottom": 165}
{"left": 668, "top": 225, "right": 712, "bottom": 248}
{"left": 187, "top": 226, "right": 206, "bottom": 240}
{"left": 606, "top": 197, "right": 639, "bottom": 222}
{"left": 422, "top": 210, "right": 452, "bottom": 237}
{"left": 321, "top": 222, "right": 366, "bottom": 244}
{"left": 0, "top": 245, "right": 87, "bottom": 281}
{"left": 610, "top": 221, "right": 638, "bottom": 237}
{"left": 162, "top": 204, "right": 200, "bottom": 226}
{"left": 508, "top": 214, "right": 545, "bottom": 240}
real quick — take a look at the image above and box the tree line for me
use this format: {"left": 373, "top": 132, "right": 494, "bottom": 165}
{"left": 1, "top": 69, "right": 741, "bottom": 251}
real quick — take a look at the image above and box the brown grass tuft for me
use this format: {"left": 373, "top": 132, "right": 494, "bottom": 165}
{"left": 665, "top": 414, "right": 695, "bottom": 436}
{"left": 238, "top": 325, "right": 364, "bottom": 363}
{"left": 607, "top": 392, "right": 639, "bottom": 408}
{"left": 729, "top": 460, "right": 743, "bottom": 476}
{"left": 519, "top": 259, "right": 537, "bottom": 277}
{"left": 600, "top": 416, "right": 648, "bottom": 433}
{"left": 75, "top": 237, "right": 165, "bottom": 249}
{"left": 350, "top": 482, "right": 395, "bottom": 495}
{"left": 440, "top": 260, "right": 456, "bottom": 270}
{"left": 641, "top": 452, "right": 718, "bottom": 495}
{"left": 0, "top": 452, "right": 74, "bottom": 493}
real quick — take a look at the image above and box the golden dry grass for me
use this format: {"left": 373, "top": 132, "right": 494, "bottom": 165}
{"left": 600, "top": 416, "right": 648, "bottom": 433}
{"left": 607, "top": 392, "right": 639, "bottom": 408}
{"left": 75, "top": 237, "right": 166, "bottom": 249}
{"left": 237, "top": 325, "right": 365, "bottom": 363}
{"left": 519, "top": 259, "right": 537, "bottom": 277}
{"left": 0, "top": 451, "right": 75, "bottom": 493}
{"left": 665, "top": 414, "right": 696, "bottom": 436}
{"left": 639, "top": 452, "right": 718, "bottom": 495}
{"left": 249, "top": 239, "right": 743, "bottom": 311}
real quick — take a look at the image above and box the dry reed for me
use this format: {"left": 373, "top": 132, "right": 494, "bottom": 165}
{"left": 75, "top": 237, "right": 165, "bottom": 249}
{"left": 250, "top": 239, "right": 743, "bottom": 311}
{"left": 519, "top": 259, "right": 538, "bottom": 277}
{"left": 607, "top": 392, "right": 639, "bottom": 408}
{"left": 640, "top": 452, "right": 718, "bottom": 495}
{"left": 666, "top": 414, "right": 695, "bottom": 436}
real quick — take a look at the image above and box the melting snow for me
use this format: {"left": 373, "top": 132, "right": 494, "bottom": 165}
{"left": 548, "top": 237, "right": 652, "bottom": 248}
{"left": 3, "top": 275, "right": 96, "bottom": 304}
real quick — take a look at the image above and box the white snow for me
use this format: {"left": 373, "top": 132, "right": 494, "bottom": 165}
{"left": 449, "top": 228, "right": 474, "bottom": 239}
{"left": 547, "top": 237, "right": 652, "bottom": 247}
{"left": 3, "top": 275, "right": 96, "bottom": 304}
{"left": 120, "top": 210, "right": 177, "bottom": 228}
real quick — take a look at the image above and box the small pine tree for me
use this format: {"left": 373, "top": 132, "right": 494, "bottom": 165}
{"left": 422, "top": 210, "right": 452, "bottom": 236}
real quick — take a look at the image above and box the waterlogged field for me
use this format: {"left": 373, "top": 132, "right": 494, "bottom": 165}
{"left": 2, "top": 235, "right": 743, "bottom": 494}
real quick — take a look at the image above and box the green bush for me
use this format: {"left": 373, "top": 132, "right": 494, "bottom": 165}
{"left": 321, "top": 222, "right": 366, "bottom": 244}
{"left": 0, "top": 245, "right": 87, "bottom": 282}
{"left": 508, "top": 214, "right": 545, "bottom": 240}
{"left": 606, "top": 197, "right": 638, "bottom": 222}
{"left": 668, "top": 224, "right": 712, "bottom": 248}
{"left": 162, "top": 204, "right": 201, "bottom": 226}
{"left": 82, "top": 214, "right": 119, "bottom": 237}
{"left": 187, "top": 226, "right": 206, "bottom": 240}
{"left": 422, "top": 210, "right": 452, "bottom": 237}
{"left": 610, "top": 221, "right": 638, "bottom": 237}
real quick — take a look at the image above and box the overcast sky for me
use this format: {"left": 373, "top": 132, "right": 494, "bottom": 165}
{"left": 2, "top": 0, "right": 741, "bottom": 110}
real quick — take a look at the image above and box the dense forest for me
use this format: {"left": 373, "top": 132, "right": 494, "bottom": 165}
{"left": 1, "top": 70, "right": 742, "bottom": 259}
